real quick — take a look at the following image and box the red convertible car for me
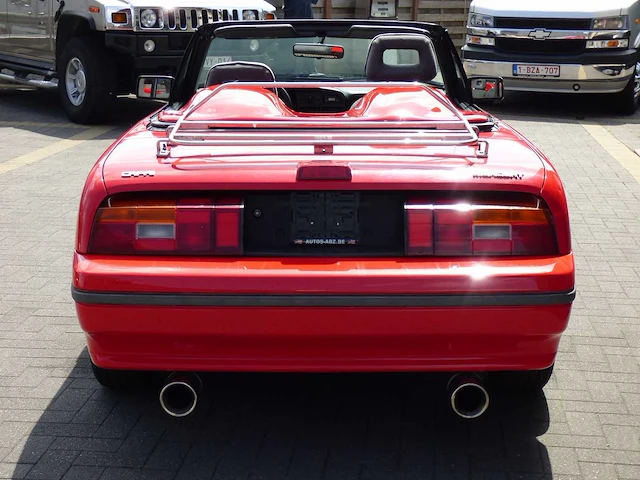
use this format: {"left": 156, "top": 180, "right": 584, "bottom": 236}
{"left": 72, "top": 19, "right": 575, "bottom": 419}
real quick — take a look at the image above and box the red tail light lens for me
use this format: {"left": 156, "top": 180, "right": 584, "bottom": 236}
{"left": 405, "top": 196, "right": 557, "bottom": 256}
{"left": 89, "top": 195, "right": 243, "bottom": 255}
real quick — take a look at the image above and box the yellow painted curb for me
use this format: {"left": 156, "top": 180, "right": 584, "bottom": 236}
{"left": 580, "top": 122, "right": 640, "bottom": 183}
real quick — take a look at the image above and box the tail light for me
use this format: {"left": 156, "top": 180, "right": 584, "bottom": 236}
{"left": 405, "top": 195, "right": 557, "bottom": 256}
{"left": 88, "top": 195, "right": 243, "bottom": 255}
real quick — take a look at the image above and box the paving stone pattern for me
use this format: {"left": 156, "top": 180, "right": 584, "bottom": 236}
{"left": 0, "top": 89, "right": 639, "bottom": 480}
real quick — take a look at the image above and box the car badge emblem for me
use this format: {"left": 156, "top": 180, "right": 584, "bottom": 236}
{"left": 121, "top": 170, "right": 155, "bottom": 178}
{"left": 528, "top": 29, "right": 552, "bottom": 40}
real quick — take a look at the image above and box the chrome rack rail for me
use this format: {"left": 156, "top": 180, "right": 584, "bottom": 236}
{"left": 159, "top": 81, "right": 482, "bottom": 159}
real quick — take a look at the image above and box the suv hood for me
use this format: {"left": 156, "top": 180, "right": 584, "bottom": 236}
{"left": 470, "top": 0, "right": 634, "bottom": 18}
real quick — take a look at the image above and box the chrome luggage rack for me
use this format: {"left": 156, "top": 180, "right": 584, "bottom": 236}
{"left": 158, "top": 81, "right": 485, "bottom": 160}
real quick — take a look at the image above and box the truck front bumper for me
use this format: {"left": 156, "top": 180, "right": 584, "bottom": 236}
{"left": 105, "top": 32, "right": 191, "bottom": 75}
{"left": 462, "top": 45, "right": 638, "bottom": 94}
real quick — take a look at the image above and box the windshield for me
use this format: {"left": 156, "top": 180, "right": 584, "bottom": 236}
{"left": 194, "top": 34, "right": 444, "bottom": 89}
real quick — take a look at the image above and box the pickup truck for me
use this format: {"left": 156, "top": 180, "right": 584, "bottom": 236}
{"left": 0, "top": 0, "right": 276, "bottom": 123}
{"left": 461, "top": 0, "right": 640, "bottom": 114}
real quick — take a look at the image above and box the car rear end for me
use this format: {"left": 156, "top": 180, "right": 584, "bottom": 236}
{"left": 72, "top": 86, "right": 575, "bottom": 376}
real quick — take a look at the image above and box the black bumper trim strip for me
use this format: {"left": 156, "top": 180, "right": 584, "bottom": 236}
{"left": 72, "top": 286, "right": 576, "bottom": 308}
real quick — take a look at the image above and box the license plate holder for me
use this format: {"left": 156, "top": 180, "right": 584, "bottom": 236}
{"left": 513, "top": 64, "right": 561, "bottom": 77}
{"left": 290, "top": 192, "right": 360, "bottom": 246}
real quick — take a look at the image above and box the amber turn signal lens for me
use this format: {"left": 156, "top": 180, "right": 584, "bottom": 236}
{"left": 111, "top": 12, "right": 128, "bottom": 23}
{"left": 266, "top": 13, "right": 275, "bottom": 19}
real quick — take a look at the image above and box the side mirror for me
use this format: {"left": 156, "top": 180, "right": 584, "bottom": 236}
{"left": 469, "top": 76, "right": 504, "bottom": 101}
{"left": 137, "top": 76, "right": 174, "bottom": 100}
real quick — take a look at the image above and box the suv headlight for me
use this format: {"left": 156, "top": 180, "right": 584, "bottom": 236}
{"left": 140, "top": 8, "right": 162, "bottom": 28}
{"left": 469, "top": 14, "right": 494, "bottom": 28}
{"left": 242, "top": 10, "right": 258, "bottom": 21}
{"left": 592, "top": 16, "right": 628, "bottom": 29}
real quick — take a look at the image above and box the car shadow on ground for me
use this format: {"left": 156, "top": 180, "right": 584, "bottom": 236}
{"left": 0, "top": 85, "right": 161, "bottom": 137}
{"left": 9, "top": 349, "right": 553, "bottom": 479}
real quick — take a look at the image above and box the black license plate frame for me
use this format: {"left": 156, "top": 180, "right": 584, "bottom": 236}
{"left": 290, "top": 192, "right": 361, "bottom": 246}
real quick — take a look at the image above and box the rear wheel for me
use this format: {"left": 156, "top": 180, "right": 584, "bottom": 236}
{"left": 613, "top": 62, "right": 640, "bottom": 115}
{"left": 91, "top": 361, "right": 151, "bottom": 390}
{"left": 58, "top": 37, "right": 116, "bottom": 124}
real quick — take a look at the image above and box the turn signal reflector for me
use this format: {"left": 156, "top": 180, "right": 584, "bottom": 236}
{"left": 89, "top": 196, "right": 243, "bottom": 255}
{"left": 111, "top": 12, "right": 127, "bottom": 22}
{"left": 405, "top": 196, "right": 557, "bottom": 256}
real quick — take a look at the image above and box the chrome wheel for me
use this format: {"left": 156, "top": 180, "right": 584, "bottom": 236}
{"left": 65, "top": 57, "right": 87, "bottom": 107}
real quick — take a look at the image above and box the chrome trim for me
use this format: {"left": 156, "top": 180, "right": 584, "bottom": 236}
{"left": 133, "top": 7, "right": 253, "bottom": 32}
{"left": 0, "top": 69, "right": 58, "bottom": 89}
{"left": 466, "top": 27, "right": 629, "bottom": 41}
{"left": 463, "top": 59, "right": 634, "bottom": 94}
{"left": 104, "top": 7, "right": 134, "bottom": 31}
{"left": 165, "top": 81, "right": 479, "bottom": 152}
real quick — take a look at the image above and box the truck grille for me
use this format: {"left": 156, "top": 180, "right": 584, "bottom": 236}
{"left": 496, "top": 38, "right": 586, "bottom": 55}
{"left": 494, "top": 17, "right": 591, "bottom": 30}
{"left": 166, "top": 8, "right": 237, "bottom": 30}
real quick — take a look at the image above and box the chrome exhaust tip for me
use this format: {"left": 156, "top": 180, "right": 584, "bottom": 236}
{"left": 447, "top": 373, "right": 490, "bottom": 419}
{"left": 159, "top": 372, "right": 202, "bottom": 418}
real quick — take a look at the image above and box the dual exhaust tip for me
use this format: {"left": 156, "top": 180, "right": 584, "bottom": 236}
{"left": 158, "top": 371, "right": 490, "bottom": 419}
{"left": 159, "top": 372, "right": 202, "bottom": 418}
{"left": 447, "top": 373, "right": 490, "bottom": 419}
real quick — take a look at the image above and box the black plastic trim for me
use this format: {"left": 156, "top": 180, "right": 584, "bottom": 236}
{"left": 72, "top": 286, "right": 576, "bottom": 307}
{"left": 0, "top": 54, "right": 56, "bottom": 76}
{"left": 461, "top": 44, "right": 638, "bottom": 66}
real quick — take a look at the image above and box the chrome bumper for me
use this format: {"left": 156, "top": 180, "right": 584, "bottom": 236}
{"left": 463, "top": 59, "right": 633, "bottom": 94}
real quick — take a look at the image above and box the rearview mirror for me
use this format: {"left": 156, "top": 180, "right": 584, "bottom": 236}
{"left": 293, "top": 43, "right": 345, "bottom": 59}
{"left": 137, "top": 75, "right": 174, "bottom": 100}
{"left": 469, "top": 76, "right": 504, "bottom": 101}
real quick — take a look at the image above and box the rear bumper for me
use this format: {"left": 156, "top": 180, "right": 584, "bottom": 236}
{"left": 72, "top": 253, "right": 575, "bottom": 372}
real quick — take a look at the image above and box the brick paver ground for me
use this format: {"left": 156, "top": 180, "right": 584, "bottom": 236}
{"left": 0, "top": 87, "right": 639, "bottom": 480}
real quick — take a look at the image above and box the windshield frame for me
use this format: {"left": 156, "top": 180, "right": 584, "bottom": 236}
{"left": 169, "top": 19, "right": 473, "bottom": 108}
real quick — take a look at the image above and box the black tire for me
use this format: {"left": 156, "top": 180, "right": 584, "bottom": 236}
{"left": 491, "top": 364, "right": 554, "bottom": 391}
{"left": 613, "top": 65, "right": 640, "bottom": 116}
{"left": 91, "top": 360, "right": 151, "bottom": 390}
{"left": 58, "top": 36, "right": 116, "bottom": 124}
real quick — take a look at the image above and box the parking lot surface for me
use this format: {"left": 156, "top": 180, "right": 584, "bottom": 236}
{"left": 1, "top": 85, "right": 640, "bottom": 480}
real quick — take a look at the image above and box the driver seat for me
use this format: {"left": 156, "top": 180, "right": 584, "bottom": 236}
{"left": 205, "top": 61, "right": 293, "bottom": 107}
{"left": 206, "top": 61, "right": 277, "bottom": 86}
{"left": 364, "top": 33, "right": 438, "bottom": 83}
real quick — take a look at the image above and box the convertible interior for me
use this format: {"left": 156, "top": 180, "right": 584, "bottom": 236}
{"left": 198, "top": 33, "right": 441, "bottom": 114}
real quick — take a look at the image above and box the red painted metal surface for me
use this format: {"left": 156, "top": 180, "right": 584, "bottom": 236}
{"left": 73, "top": 254, "right": 575, "bottom": 295}
{"left": 77, "top": 303, "right": 571, "bottom": 372}
{"left": 73, "top": 83, "right": 575, "bottom": 373}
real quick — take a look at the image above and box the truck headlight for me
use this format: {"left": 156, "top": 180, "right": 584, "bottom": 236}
{"left": 469, "top": 14, "right": 494, "bottom": 28}
{"left": 140, "top": 8, "right": 161, "bottom": 28}
{"left": 242, "top": 10, "right": 257, "bottom": 21}
{"left": 592, "top": 16, "right": 628, "bottom": 29}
